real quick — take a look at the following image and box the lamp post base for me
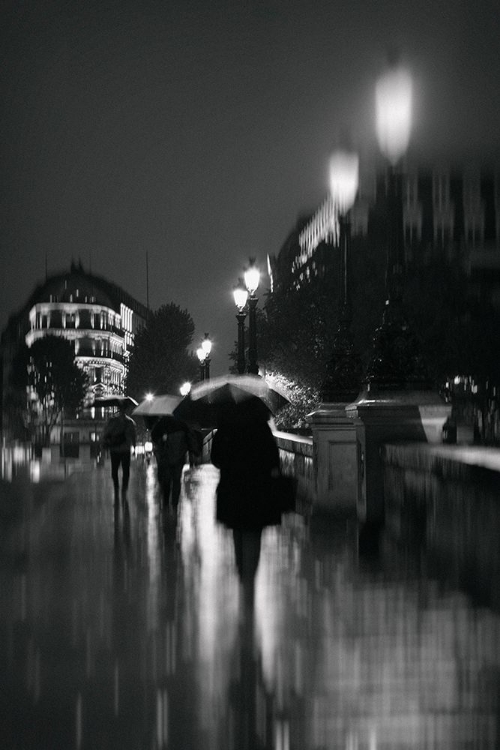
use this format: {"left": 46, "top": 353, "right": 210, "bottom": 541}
{"left": 345, "top": 388, "right": 452, "bottom": 523}
{"left": 307, "top": 402, "right": 358, "bottom": 516}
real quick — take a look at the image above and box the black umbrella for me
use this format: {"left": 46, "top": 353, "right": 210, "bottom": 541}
{"left": 172, "top": 393, "right": 221, "bottom": 429}
{"left": 173, "top": 375, "right": 289, "bottom": 428}
{"left": 151, "top": 415, "right": 189, "bottom": 440}
{"left": 94, "top": 395, "right": 138, "bottom": 409}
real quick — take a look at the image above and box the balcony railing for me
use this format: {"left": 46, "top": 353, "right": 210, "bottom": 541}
{"left": 76, "top": 348, "right": 125, "bottom": 363}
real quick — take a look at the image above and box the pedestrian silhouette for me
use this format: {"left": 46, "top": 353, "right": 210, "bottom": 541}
{"left": 151, "top": 416, "right": 199, "bottom": 511}
{"left": 102, "top": 402, "right": 137, "bottom": 500}
{"left": 210, "top": 398, "right": 281, "bottom": 608}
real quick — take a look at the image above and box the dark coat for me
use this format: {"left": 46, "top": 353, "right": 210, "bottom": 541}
{"left": 211, "top": 411, "right": 281, "bottom": 531}
{"left": 151, "top": 418, "right": 198, "bottom": 467}
{"left": 102, "top": 413, "right": 136, "bottom": 454}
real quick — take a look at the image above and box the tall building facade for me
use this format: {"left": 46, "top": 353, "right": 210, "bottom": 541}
{"left": 269, "top": 161, "right": 500, "bottom": 308}
{"left": 1, "top": 262, "right": 149, "bottom": 455}
{"left": 267, "top": 161, "right": 500, "bottom": 443}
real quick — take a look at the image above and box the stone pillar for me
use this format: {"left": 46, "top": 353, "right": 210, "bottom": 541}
{"left": 345, "top": 389, "right": 451, "bottom": 523}
{"left": 307, "top": 403, "right": 357, "bottom": 515}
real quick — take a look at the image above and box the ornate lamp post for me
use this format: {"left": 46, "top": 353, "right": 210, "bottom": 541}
{"left": 200, "top": 333, "right": 212, "bottom": 380}
{"left": 196, "top": 347, "right": 206, "bottom": 381}
{"left": 179, "top": 382, "right": 191, "bottom": 396}
{"left": 233, "top": 278, "right": 248, "bottom": 375}
{"left": 364, "top": 56, "right": 429, "bottom": 389}
{"left": 321, "top": 148, "right": 363, "bottom": 403}
{"left": 307, "top": 147, "right": 362, "bottom": 515}
{"left": 243, "top": 259, "right": 260, "bottom": 375}
{"left": 345, "top": 55, "right": 450, "bottom": 525}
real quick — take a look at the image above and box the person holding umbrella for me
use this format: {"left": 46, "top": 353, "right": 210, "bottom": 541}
{"left": 101, "top": 398, "right": 137, "bottom": 499}
{"left": 210, "top": 397, "right": 282, "bottom": 607}
{"left": 151, "top": 416, "right": 199, "bottom": 511}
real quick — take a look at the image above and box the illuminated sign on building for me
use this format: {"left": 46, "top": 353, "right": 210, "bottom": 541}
{"left": 296, "top": 196, "right": 339, "bottom": 272}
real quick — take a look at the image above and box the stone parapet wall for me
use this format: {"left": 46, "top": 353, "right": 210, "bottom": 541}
{"left": 273, "top": 430, "right": 315, "bottom": 506}
{"left": 383, "top": 442, "right": 500, "bottom": 611}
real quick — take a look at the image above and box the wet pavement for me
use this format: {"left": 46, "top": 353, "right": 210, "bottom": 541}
{"left": 0, "top": 459, "right": 499, "bottom": 749}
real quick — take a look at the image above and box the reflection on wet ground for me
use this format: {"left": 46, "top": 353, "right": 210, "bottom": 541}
{"left": 0, "top": 460, "right": 499, "bottom": 749}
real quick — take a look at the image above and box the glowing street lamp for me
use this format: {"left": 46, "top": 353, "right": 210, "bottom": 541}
{"left": 197, "top": 333, "right": 212, "bottom": 381}
{"left": 321, "top": 147, "right": 362, "bottom": 402}
{"left": 329, "top": 149, "right": 359, "bottom": 214}
{"left": 180, "top": 382, "right": 191, "bottom": 396}
{"left": 375, "top": 61, "right": 412, "bottom": 167}
{"left": 243, "top": 259, "right": 260, "bottom": 375}
{"left": 233, "top": 278, "right": 248, "bottom": 375}
{"left": 329, "top": 148, "right": 359, "bottom": 318}
{"left": 243, "top": 262, "right": 260, "bottom": 296}
{"left": 197, "top": 348, "right": 205, "bottom": 381}
{"left": 201, "top": 333, "right": 212, "bottom": 358}
{"left": 364, "top": 54, "right": 429, "bottom": 389}
{"left": 343, "top": 54, "right": 449, "bottom": 527}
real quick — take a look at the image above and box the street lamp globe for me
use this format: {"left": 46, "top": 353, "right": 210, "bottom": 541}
{"left": 319, "top": 145, "right": 363, "bottom": 403}
{"left": 201, "top": 333, "right": 212, "bottom": 356}
{"left": 180, "top": 381, "right": 191, "bottom": 396}
{"left": 244, "top": 261, "right": 260, "bottom": 296}
{"left": 375, "top": 61, "right": 412, "bottom": 166}
{"left": 243, "top": 259, "right": 260, "bottom": 375}
{"left": 329, "top": 149, "right": 359, "bottom": 215}
{"left": 196, "top": 347, "right": 205, "bottom": 363}
{"left": 233, "top": 279, "right": 249, "bottom": 375}
{"left": 233, "top": 281, "right": 248, "bottom": 311}
{"left": 145, "top": 392, "right": 154, "bottom": 402}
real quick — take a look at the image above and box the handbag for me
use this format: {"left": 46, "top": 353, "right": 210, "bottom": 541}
{"left": 272, "top": 473, "right": 298, "bottom": 514}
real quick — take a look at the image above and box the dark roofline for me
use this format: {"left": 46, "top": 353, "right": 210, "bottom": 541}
{"left": 1, "top": 265, "right": 149, "bottom": 342}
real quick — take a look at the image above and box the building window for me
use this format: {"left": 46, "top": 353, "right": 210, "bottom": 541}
{"left": 404, "top": 175, "right": 418, "bottom": 207}
{"left": 463, "top": 174, "right": 482, "bottom": 211}
{"left": 433, "top": 173, "right": 450, "bottom": 209}
{"left": 465, "top": 220, "right": 484, "bottom": 247}
{"left": 62, "top": 432, "right": 79, "bottom": 458}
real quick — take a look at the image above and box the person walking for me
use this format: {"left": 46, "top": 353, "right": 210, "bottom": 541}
{"left": 102, "top": 402, "right": 137, "bottom": 499}
{"left": 151, "top": 417, "right": 199, "bottom": 510}
{"left": 210, "top": 397, "right": 282, "bottom": 607}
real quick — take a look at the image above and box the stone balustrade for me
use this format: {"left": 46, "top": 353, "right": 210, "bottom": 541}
{"left": 383, "top": 442, "right": 500, "bottom": 611}
{"left": 273, "top": 430, "right": 314, "bottom": 507}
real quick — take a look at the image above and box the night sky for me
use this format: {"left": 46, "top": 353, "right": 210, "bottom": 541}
{"left": 1, "top": 0, "right": 500, "bottom": 376}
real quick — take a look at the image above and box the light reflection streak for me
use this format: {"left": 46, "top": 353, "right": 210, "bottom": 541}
{"left": 183, "top": 466, "right": 239, "bottom": 734}
{"left": 76, "top": 692, "right": 82, "bottom": 749}
{"left": 114, "top": 660, "right": 119, "bottom": 715}
{"left": 20, "top": 573, "right": 27, "bottom": 620}
{"left": 29, "top": 460, "right": 40, "bottom": 482}
{"left": 86, "top": 628, "right": 92, "bottom": 678}
{"left": 165, "top": 621, "right": 176, "bottom": 675}
{"left": 274, "top": 718, "right": 290, "bottom": 750}
{"left": 1, "top": 464, "right": 499, "bottom": 748}
{"left": 145, "top": 462, "right": 161, "bottom": 631}
{"left": 156, "top": 688, "right": 168, "bottom": 748}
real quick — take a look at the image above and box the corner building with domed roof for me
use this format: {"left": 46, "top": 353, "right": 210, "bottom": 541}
{"left": 1, "top": 262, "right": 148, "bottom": 458}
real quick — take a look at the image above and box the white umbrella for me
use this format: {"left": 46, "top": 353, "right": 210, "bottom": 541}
{"left": 132, "top": 394, "right": 182, "bottom": 416}
{"left": 94, "top": 395, "right": 138, "bottom": 408}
